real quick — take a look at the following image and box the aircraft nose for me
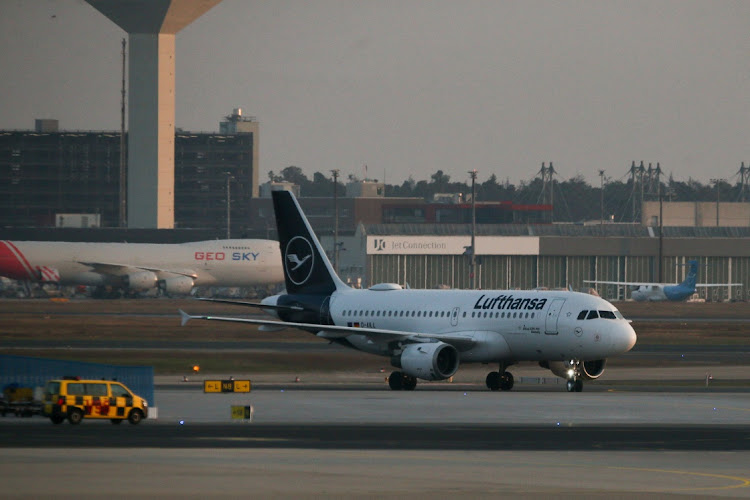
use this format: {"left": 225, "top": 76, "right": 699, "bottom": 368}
{"left": 616, "top": 323, "right": 637, "bottom": 353}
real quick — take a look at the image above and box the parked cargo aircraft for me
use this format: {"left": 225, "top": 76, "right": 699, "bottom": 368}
{"left": 584, "top": 260, "right": 742, "bottom": 302}
{"left": 181, "top": 190, "right": 637, "bottom": 392}
{"left": 0, "top": 239, "right": 283, "bottom": 296}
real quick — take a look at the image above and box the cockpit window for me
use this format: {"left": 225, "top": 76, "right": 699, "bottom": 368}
{"left": 614, "top": 311, "right": 624, "bottom": 320}
{"left": 577, "top": 310, "right": 588, "bottom": 320}
{"left": 586, "top": 310, "right": 599, "bottom": 320}
{"left": 599, "top": 310, "right": 616, "bottom": 319}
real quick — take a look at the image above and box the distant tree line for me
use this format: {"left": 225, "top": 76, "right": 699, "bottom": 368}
{"left": 267, "top": 166, "right": 749, "bottom": 223}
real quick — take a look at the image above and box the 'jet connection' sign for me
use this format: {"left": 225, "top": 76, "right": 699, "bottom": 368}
{"left": 366, "top": 236, "right": 539, "bottom": 255}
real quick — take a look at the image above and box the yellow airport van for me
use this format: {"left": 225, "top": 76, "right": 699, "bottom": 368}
{"left": 43, "top": 377, "right": 148, "bottom": 425}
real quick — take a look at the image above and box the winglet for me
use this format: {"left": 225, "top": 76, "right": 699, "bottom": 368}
{"left": 179, "top": 309, "right": 192, "bottom": 327}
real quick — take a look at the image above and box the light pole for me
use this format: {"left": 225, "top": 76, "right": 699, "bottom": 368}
{"left": 710, "top": 178, "right": 724, "bottom": 227}
{"left": 658, "top": 183, "right": 663, "bottom": 282}
{"left": 225, "top": 172, "right": 234, "bottom": 239}
{"left": 599, "top": 170, "right": 604, "bottom": 226}
{"left": 330, "top": 169, "right": 340, "bottom": 273}
{"left": 468, "top": 169, "right": 477, "bottom": 290}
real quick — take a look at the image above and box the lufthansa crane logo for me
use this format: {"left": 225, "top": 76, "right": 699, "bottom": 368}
{"left": 285, "top": 236, "right": 314, "bottom": 285}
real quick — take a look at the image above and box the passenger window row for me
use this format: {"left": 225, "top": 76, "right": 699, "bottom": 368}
{"left": 471, "top": 311, "right": 534, "bottom": 319}
{"left": 340, "top": 310, "right": 534, "bottom": 320}
{"left": 341, "top": 309, "right": 453, "bottom": 318}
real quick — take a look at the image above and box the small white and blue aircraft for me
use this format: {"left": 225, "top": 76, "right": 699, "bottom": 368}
{"left": 181, "top": 190, "right": 637, "bottom": 392}
{"left": 584, "top": 261, "right": 741, "bottom": 302}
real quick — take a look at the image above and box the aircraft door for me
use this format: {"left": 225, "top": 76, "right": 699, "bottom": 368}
{"left": 450, "top": 307, "right": 460, "bottom": 327}
{"left": 544, "top": 298, "right": 566, "bottom": 334}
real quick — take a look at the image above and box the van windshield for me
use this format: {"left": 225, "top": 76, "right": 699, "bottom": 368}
{"left": 110, "top": 384, "right": 131, "bottom": 398}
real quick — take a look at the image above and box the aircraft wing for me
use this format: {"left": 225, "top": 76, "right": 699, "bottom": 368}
{"left": 78, "top": 261, "right": 199, "bottom": 279}
{"left": 179, "top": 310, "right": 476, "bottom": 351}
{"left": 583, "top": 280, "right": 666, "bottom": 287}
{"left": 695, "top": 283, "right": 743, "bottom": 287}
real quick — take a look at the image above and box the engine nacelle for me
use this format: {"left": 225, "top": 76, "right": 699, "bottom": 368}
{"left": 397, "top": 342, "right": 459, "bottom": 381}
{"left": 159, "top": 276, "right": 195, "bottom": 295}
{"left": 123, "top": 271, "right": 158, "bottom": 291}
{"left": 541, "top": 359, "right": 607, "bottom": 380}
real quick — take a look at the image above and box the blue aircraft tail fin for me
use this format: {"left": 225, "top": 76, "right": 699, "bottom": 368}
{"left": 682, "top": 260, "right": 698, "bottom": 290}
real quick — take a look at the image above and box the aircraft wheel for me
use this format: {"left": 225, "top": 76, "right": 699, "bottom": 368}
{"left": 574, "top": 379, "right": 583, "bottom": 392}
{"left": 402, "top": 375, "right": 417, "bottom": 391}
{"left": 388, "top": 371, "right": 403, "bottom": 390}
{"left": 566, "top": 380, "right": 576, "bottom": 393}
{"left": 500, "top": 371, "right": 514, "bottom": 391}
{"left": 486, "top": 371, "right": 501, "bottom": 391}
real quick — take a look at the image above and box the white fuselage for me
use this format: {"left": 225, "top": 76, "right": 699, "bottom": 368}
{"left": 326, "top": 288, "right": 636, "bottom": 363}
{"left": 0, "top": 239, "right": 283, "bottom": 288}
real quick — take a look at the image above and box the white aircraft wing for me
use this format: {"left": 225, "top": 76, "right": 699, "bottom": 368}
{"left": 179, "top": 310, "right": 476, "bottom": 351}
{"left": 583, "top": 280, "right": 667, "bottom": 287}
{"left": 78, "top": 261, "right": 199, "bottom": 279}
{"left": 695, "top": 283, "right": 743, "bottom": 287}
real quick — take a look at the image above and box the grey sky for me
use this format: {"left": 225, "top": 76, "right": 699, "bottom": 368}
{"left": 1, "top": 0, "right": 748, "bottom": 187}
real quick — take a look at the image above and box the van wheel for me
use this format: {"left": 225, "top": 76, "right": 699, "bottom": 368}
{"left": 110, "top": 419, "right": 123, "bottom": 425}
{"left": 127, "top": 409, "right": 143, "bottom": 425}
{"left": 50, "top": 415, "right": 65, "bottom": 424}
{"left": 68, "top": 408, "right": 83, "bottom": 425}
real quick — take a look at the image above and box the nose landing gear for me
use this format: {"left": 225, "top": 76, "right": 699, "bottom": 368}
{"left": 565, "top": 360, "right": 584, "bottom": 392}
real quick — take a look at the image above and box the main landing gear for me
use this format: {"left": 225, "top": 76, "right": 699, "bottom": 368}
{"left": 388, "top": 371, "right": 417, "bottom": 391}
{"left": 485, "top": 364, "right": 514, "bottom": 391}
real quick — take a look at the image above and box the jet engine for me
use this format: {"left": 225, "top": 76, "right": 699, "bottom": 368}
{"left": 541, "top": 359, "right": 607, "bottom": 380}
{"left": 159, "top": 276, "right": 195, "bottom": 295}
{"left": 123, "top": 271, "right": 158, "bottom": 291}
{"left": 397, "top": 342, "right": 459, "bottom": 381}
